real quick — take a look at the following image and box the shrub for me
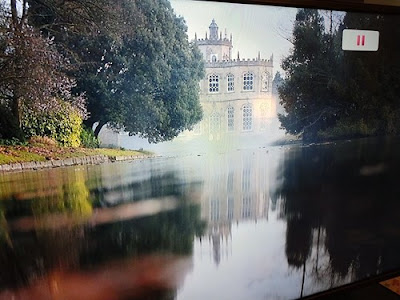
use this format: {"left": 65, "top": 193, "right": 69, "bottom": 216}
{"left": 22, "top": 102, "right": 83, "bottom": 147}
{"left": 318, "top": 118, "right": 377, "bottom": 140}
{"left": 0, "top": 137, "right": 28, "bottom": 146}
{"left": 80, "top": 125, "right": 100, "bottom": 148}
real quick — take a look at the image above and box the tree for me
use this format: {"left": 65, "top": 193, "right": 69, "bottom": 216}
{"left": 27, "top": 0, "right": 126, "bottom": 38}
{"left": 272, "top": 71, "right": 284, "bottom": 93}
{"left": 0, "top": 0, "right": 86, "bottom": 139}
{"left": 112, "top": 0, "right": 204, "bottom": 142}
{"left": 81, "top": 0, "right": 204, "bottom": 142}
{"left": 28, "top": 0, "right": 205, "bottom": 142}
{"left": 338, "top": 12, "right": 400, "bottom": 136}
{"left": 278, "top": 9, "right": 343, "bottom": 141}
{"left": 280, "top": 9, "right": 400, "bottom": 142}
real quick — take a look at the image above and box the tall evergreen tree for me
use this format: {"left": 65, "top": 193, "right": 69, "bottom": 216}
{"left": 280, "top": 9, "right": 400, "bottom": 141}
{"left": 339, "top": 12, "right": 400, "bottom": 136}
{"left": 279, "top": 9, "right": 342, "bottom": 141}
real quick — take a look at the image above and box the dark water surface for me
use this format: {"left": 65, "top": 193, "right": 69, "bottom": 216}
{"left": 0, "top": 138, "right": 399, "bottom": 299}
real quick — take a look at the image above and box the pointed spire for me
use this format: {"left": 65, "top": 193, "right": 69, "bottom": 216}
{"left": 230, "top": 33, "right": 232, "bottom": 42}
{"left": 205, "top": 31, "right": 208, "bottom": 39}
{"left": 225, "top": 29, "right": 227, "bottom": 39}
{"left": 194, "top": 32, "right": 197, "bottom": 41}
{"left": 209, "top": 19, "right": 219, "bottom": 40}
{"left": 258, "top": 51, "right": 261, "bottom": 60}
{"left": 270, "top": 53, "right": 274, "bottom": 63}
{"left": 237, "top": 51, "right": 240, "bottom": 60}
{"left": 220, "top": 32, "right": 222, "bottom": 40}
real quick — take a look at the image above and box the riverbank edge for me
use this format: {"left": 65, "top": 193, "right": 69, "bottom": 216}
{"left": 0, "top": 154, "right": 155, "bottom": 173}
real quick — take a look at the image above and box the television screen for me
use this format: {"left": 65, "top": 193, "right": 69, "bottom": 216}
{"left": 0, "top": 0, "right": 399, "bottom": 299}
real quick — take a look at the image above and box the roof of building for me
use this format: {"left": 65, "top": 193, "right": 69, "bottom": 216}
{"left": 209, "top": 19, "right": 218, "bottom": 29}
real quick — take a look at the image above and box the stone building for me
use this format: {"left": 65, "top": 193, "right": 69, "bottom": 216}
{"left": 185, "top": 19, "right": 278, "bottom": 142}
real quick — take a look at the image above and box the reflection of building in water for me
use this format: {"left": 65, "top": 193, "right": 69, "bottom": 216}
{"left": 183, "top": 19, "right": 278, "bottom": 141}
{"left": 201, "top": 151, "right": 271, "bottom": 264}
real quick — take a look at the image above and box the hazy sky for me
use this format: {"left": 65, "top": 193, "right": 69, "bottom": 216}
{"left": 169, "top": 0, "right": 298, "bottom": 74}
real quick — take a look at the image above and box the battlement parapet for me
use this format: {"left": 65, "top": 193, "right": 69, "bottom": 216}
{"left": 196, "top": 39, "right": 233, "bottom": 47}
{"left": 205, "top": 58, "right": 273, "bottom": 68}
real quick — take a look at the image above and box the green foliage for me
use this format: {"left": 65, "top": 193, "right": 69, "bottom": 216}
{"left": 124, "top": 0, "right": 204, "bottom": 142}
{"left": 22, "top": 102, "right": 83, "bottom": 147}
{"left": 28, "top": 0, "right": 204, "bottom": 143}
{"left": 0, "top": 1, "right": 86, "bottom": 141}
{"left": 279, "top": 9, "right": 343, "bottom": 141}
{"left": 100, "top": 0, "right": 205, "bottom": 143}
{"left": 80, "top": 126, "right": 100, "bottom": 148}
{"left": 318, "top": 118, "right": 377, "bottom": 140}
{"left": 0, "top": 138, "right": 27, "bottom": 146}
{"left": 280, "top": 9, "right": 400, "bottom": 142}
{"left": 340, "top": 13, "right": 400, "bottom": 137}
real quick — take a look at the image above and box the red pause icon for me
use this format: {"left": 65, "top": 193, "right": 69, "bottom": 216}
{"left": 357, "top": 35, "right": 366, "bottom": 46}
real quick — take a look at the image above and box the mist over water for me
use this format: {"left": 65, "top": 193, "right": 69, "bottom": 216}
{"left": 120, "top": 117, "right": 287, "bottom": 156}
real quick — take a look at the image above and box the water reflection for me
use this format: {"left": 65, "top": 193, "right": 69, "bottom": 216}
{"left": 274, "top": 138, "right": 400, "bottom": 296}
{"left": 0, "top": 160, "right": 206, "bottom": 299}
{"left": 177, "top": 138, "right": 400, "bottom": 299}
{"left": 199, "top": 151, "right": 274, "bottom": 265}
{"left": 0, "top": 138, "right": 400, "bottom": 299}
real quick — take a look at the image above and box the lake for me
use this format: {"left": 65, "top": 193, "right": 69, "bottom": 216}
{"left": 0, "top": 137, "right": 399, "bottom": 300}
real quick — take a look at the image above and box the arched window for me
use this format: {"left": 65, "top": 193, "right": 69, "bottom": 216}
{"left": 227, "top": 73, "right": 234, "bottom": 92}
{"left": 208, "top": 74, "right": 219, "bottom": 93}
{"left": 211, "top": 55, "right": 217, "bottom": 62}
{"left": 242, "top": 104, "right": 252, "bottom": 131}
{"left": 209, "top": 112, "right": 221, "bottom": 134}
{"left": 227, "top": 106, "right": 234, "bottom": 131}
{"left": 243, "top": 72, "right": 254, "bottom": 91}
{"left": 261, "top": 72, "right": 270, "bottom": 91}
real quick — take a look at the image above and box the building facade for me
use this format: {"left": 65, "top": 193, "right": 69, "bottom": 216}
{"left": 185, "top": 19, "right": 278, "bottom": 142}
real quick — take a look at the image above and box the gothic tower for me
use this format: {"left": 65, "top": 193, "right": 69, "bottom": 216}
{"left": 195, "top": 19, "right": 233, "bottom": 62}
{"left": 209, "top": 19, "right": 219, "bottom": 40}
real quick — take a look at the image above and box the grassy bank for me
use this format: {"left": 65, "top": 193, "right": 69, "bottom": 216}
{"left": 0, "top": 145, "right": 151, "bottom": 165}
